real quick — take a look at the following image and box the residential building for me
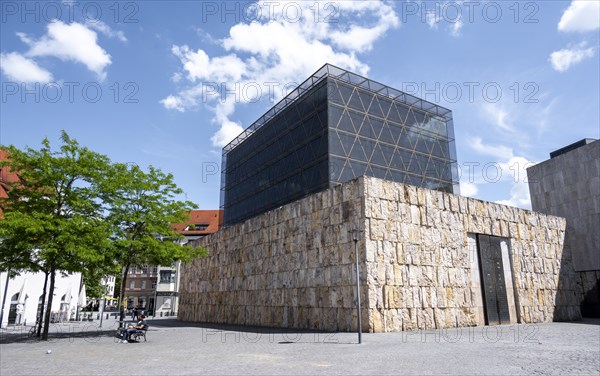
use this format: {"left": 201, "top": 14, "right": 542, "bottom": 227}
{"left": 125, "top": 265, "right": 158, "bottom": 315}
{"left": 124, "top": 210, "right": 222, "bottom": 316}
{"left": 527, "top": 139, "right": 599, "bottom": 317}
{"left": 0, "top": 272, "right": 82, "bottom": 327}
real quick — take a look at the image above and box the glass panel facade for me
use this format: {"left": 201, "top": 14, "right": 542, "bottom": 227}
{"left": 327, "top": 78, "right": 456, "bottom": 192}
{"left": 222, "top": 79, "right": 330, "bottom": 225}
{"left": 221, "top": 64, "right": 459, "bottom": 225}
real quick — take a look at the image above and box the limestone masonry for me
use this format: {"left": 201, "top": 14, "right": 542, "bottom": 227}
{"left": 179, "top": 176, "right": 581, "bottom": 332}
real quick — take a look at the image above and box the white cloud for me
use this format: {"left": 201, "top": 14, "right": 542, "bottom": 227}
{"left": 449, "top": 19, "right": 463, "bottom": 37}
{"left": 495, "top": 156, "right": 533, "bottom": 209}
{"left": 160, "top": 95, "right": 185, "bottom": 112}
{"left": 210, "top": 121, "right": 245, "bottom": 148}
{"left": 468, "top": 136, "right": 514, "bottom": 160}
{"left": 558, "top": 0, "right": 600, "bottom": 32}
{"left": 482, "top": 104, "right": 513, "bottom": 132}
{"left": 425, "top": 11, "right": 441, "bottom": 30}
{"left": 468, "top": 138, "right": 533, "bottom": 209}
{"left": 18, "top": 21, "right": 112, "bottom": 80}
{"left": 549, "top": 43, "right": 595, "bottom": 72}
{"left": 0, "top": 52, "right": 53, "bottom": 83}
{"left": 460, "top": 181, "right": 478, "bottom": 197}
{"left": 85, "top": 20, "right": 127, "bottom": 42}
{"left": 162, "top": 0, "right": 399, "bottom": 147}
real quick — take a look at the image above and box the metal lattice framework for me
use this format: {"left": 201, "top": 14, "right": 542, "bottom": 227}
{"left": 221, "top": 64, "right": 459, "bottom": 225}
{"left": 222, "top": 64, "right": 453, "bottom": 153}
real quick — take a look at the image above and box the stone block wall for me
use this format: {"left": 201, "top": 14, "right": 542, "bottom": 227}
{"left": 179, "top": 176, "right": 581, "bottom": 332}
{"left": 179, "top": 179, "right": 368, "bottom": 331}
{"left": 362, "top": 177, "right": 580, "bottom": 332}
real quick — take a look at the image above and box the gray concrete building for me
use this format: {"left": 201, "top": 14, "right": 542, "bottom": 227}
{"left": 527, "top": 139, "right": 600, "bottom": 317}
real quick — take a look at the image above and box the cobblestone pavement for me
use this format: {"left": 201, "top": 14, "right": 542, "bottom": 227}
{"left": 1, "top": 317, "right": 598, "bottom": 375}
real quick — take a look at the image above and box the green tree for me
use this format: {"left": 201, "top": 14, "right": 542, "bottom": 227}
{"left": 0, "top": 132, "right": 113, "bottom": 340}
{"left": 100, "top": 162, "right": 206, "bottom": 324}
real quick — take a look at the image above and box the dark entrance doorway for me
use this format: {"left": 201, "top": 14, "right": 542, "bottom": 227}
{"left": 477, "top": 234, "right": 511, "bottom": 325}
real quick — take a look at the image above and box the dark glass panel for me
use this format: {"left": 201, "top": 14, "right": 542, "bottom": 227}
{"left": 388, "top": 169, "right": 404, "bottom": 183}
{"left": 379, "top": 122, "right": 396, "bottom": 144}
{"left": 397, "top": 127, "right": 412, "bottom": 150}
{"left": 339, "top": 160, "right": 355, "bottom": 182}
{"left": 371, "top": 165, "right": 387, "bottom": 180}
{"left": 360, "top": 137, "right": 377, "bottom": 163}
{"left": 368, "top": 96, "right": 384, "bottom": 118}
{"left": 358, "top": 117, "right": 377, "bottom": 139}
{"left": 379, "top": 97, "right": 393, "bottom": 119}
{"left": 338, "top": 131, "right": 357, "bottom": 157}
{"left": 349, "top": 137, "right": 369, "bottom": 161}
{"left": 347, "top": 89, "right": 364, "bottom": 111}
{"left": 380, "top": 144, "right": 395, "bottom": 165}
{"left": 349, "top": 160, "right": 368, "bottom": 178}
{"left": 327, "top": 81, "right": 343, "bottom": 104}
{"left": 357, "top": 90, "right": 374, "bottom": 113}
{"left": 348, "top": 110, "right": 364, "bottom": 134}
{"left": 369, "top": 116, "right": 385, "bottom": 140}
{"left": 394, "top": 103, "right": 410, "bottom": 125}
{"left": 337, "top": 109, "right": 354, "bottom": 133}
{"left": 337, "top": 82, "right": 353, "bottom": 105}
{"left": 370, "top": 143, "right": 387, "bottom": 167}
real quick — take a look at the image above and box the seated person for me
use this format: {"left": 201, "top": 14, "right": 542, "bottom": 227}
{"left": 122, "top": 315, "right": 147, "bottom": 343}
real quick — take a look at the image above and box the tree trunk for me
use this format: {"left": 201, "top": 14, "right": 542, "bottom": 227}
{"left": 118, "top": 264, "right": 129, "bottom": 328}
{"left": 42, "top": 267, "right": 56, "bottom": 341}
{"left": 36, "top": 270, "right": 49, "bottom": 337}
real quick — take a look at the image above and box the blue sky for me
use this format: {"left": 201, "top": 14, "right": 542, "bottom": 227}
{"left": 1, "top": 1, "right": 599, "bottom": 210}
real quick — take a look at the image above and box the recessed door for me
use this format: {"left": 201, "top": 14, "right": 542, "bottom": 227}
{"left": 477, "top": 235, "right": 511, "bottom": 325}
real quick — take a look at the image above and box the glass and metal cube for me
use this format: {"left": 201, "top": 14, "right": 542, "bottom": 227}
{"left": 221, "top": 64, "right": 459, "bottom": 225}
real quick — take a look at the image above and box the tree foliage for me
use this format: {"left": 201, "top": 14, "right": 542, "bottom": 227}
{"left": 99, "top": 162, "right": 206, "bottom": 322}
{"left": 0, "top": 132, "right": 113, "bottom": 339}
{"left": 0, "top": 132, "right": 206, "bottom": 338}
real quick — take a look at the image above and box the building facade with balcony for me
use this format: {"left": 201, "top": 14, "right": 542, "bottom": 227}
{"left": 124, "top": 210, "right": 222, "bottom": 316}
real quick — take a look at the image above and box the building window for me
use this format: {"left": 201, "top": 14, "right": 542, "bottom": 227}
{"left": 160, "top": 270, "right": 175, "bottom": 283}
{"left": 187, "top": 223, "right": 209, "bottom": 231}
{"left": 130, "top": 267, "right": 137, "bottom": 274}
{"left": 151, "top": 266, "right": 158, "bottom": 275}
{"left": 129, "top": 280, "right": 135, "bottom": 289}
{"left": 141, "top": 280, "right": 146, "bottom": 289}
{"left": 151, "top": 281, "right": 157, "bottom": 289}
{"left": 142, "top": 265, "right": 148, "bottom": 274}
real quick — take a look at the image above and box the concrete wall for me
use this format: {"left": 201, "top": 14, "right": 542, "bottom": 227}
{"left": 179, "top": 177, "right": 581, "bottom": 332}
{"left": 527, "top": 140, "right": 599, "bottom": 316}
{"left": 527, "top": 140, "right": 600, "bottom": 272}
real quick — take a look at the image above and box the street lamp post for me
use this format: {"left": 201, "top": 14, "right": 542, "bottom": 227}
{"left": 352, "top": 229, "right": 362, "bottom": 344}
{"left": 99, "top": 278, "right": 107, "bottom": 328}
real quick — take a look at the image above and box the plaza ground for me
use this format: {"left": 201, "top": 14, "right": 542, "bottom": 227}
{"left": 1, "top": 317, "right": 598, "bottom": 375}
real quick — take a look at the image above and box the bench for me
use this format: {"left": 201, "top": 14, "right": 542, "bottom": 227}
{"left": 114, "top": 325, "right": 148, "bottom": 342}
{"left": 130, "top": 326, "right": 148, "bottom": 342}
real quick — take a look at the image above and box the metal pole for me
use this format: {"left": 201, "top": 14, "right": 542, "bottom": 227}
{"left": 353, "top": 230, "right": 362, "bottom": 344}
{"left": 0, "top": 271, "right": 10, "bottom": 329}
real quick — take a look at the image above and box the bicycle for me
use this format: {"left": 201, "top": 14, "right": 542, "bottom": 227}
{"left": 27, "top": 321, "right": 42, "bottom": 338}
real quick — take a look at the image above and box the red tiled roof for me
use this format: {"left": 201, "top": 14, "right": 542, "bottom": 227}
{"left": 173, "top": 210, "right": 223, "bottom": 235}
{"left": 0, "top": 150, "right": 20, "bottom": 200}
